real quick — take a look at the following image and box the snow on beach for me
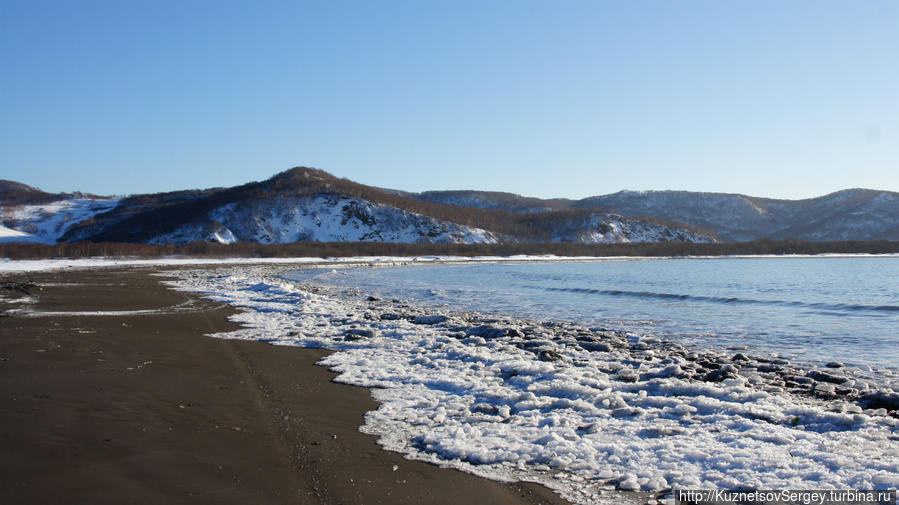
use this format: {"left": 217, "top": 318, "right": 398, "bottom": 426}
{"left": 167, "top": 264, "right": 899, "bottom": 505}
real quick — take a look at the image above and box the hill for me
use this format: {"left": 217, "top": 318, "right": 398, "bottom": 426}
{"left": 406, "top": 188, "right": 899, "bottom": 242}
{"left": 0, "top": 168, "right": 715, "bottom": 245}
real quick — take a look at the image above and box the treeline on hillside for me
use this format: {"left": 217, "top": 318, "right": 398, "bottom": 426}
{"left": 414, "top": 190, "right": 575, "bottom": 213}
{"left": 2, "top": 240, "right": 897, "bottom": 260}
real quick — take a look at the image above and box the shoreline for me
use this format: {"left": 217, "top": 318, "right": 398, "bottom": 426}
{"left": 3, "top": 251, "right": 899, "bottom": 274}
{"left": 4, "top": 259, "right": 898, "bottom": 503}
{"left": 163, "top": 262, "right": 899, "bottom": 500}
{"left": 0, "top": 267, "right": 573, "bottom": 505}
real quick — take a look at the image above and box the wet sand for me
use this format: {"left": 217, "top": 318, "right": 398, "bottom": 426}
{"left": 0, "top": 267, "right": 570, "bottom": 505}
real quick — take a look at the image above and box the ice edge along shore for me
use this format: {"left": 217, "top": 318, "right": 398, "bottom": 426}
{"left": 161, "top": 261, "right": 898, "bottom": 505}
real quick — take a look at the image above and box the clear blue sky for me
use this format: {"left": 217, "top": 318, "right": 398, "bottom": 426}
{"left": 1, "top": 0, "right": 897, "bottom": 199}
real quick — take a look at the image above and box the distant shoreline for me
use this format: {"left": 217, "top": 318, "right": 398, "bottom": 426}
{"left": 2, "top": 248, "right": 898, "bottom": 274}
{"left": 2, "top": 238, "right": 899, "bottom": 262}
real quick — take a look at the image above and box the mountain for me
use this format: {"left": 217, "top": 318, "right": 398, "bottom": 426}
{"left": 406, "top": 188, "right": 899, "bottom": 242}
{"left": 0, "top": 181, "right": 121, "bottom": 244}
{"left": 577, "top": 189, "right": 899, "bottom": 242}
{"left": 48, "top": 169, "right": 503, "bottom": 245}
{"left": 11, "top": 167, "right": 893, "bottom": 245}
{"left": 0, "top": 168, "right": 715, "bottom": 246}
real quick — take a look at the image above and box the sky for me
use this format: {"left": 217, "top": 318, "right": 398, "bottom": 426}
{"left": 1, "top": 1, "right": 897, "bottom": 200}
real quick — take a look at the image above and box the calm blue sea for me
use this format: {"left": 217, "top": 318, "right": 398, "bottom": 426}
{"left": 299, "top": 257, "right": 899, "bottom": 372}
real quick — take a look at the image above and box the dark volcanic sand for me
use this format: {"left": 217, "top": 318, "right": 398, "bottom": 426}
{"left": 0, "top": 267, "right": 570, "bottom": 505}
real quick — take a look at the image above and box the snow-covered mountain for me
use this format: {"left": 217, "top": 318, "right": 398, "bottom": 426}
{"left": 149, "top": 194, "right": 498, "bottom": 245}
{"left": 407, "top": 188, "right": 899, "bottom": 242}
{"left": 545, "top": 213, "right": 714, "bottom": 244}
{"left": 578, "top": 189, "right": 899, "bottom": 241}
{"left": 0, "top": 196, "right": 120, "bottom": 244}
{"left": 0, "top": 168, "right": 714, "bottom": 245}
{"left": 9, "top": 167, "right": 892, "bottom": 245}
{"left": 3, "top": 170, "right": 503, "bottom": 245}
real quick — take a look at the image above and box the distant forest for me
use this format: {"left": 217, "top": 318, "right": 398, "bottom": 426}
{"left": 2, "top": 239, "right": 897, "bottom": 260}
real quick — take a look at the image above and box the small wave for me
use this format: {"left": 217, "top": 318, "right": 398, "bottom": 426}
{"left": 529, "top": 285, "right": 899, "bottom": 314}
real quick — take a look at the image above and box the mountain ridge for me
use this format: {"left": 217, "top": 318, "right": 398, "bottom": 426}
{"left": 2, "top": 167, "right": 896, "bottom": 244}
{"left": 407, "top": 187, "right": 899, "bottom": 242}
{"left": 0, "top": 168, "right": 713, "bottom": 245}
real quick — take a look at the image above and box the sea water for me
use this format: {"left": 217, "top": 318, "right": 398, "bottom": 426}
{"left": 298, "top": 257, "right": 899, "bottom": 371}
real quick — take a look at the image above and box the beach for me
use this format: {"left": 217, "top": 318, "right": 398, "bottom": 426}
{"left": 3, "top": 260, "right": 897, "bottom": 504}
{"left": 0, "top": 266, "right": 571, "bottom": 505}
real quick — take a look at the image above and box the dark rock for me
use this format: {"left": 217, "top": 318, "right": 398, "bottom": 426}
{"left": 698, "top": 360, "right": 721, "bottom": 370}
{"left": 538, "top": 350, "right": 563, "bottom": 362}
{"left": 506, "top": 328, "right": 525, "bottom": 339}
{"left": 344, "top": 328, "right": 377, "bottom": 340}
{"left": 732, "top": 353, "right": 750, "bottom": 362}
{"left": 472, "top": 403, "right": 500, "bottom": 416}
{"left": 835, "top": 386, "right": 855, "bottom": 396}
{"left": 518, "top": 340, "right": 552, "bottom": 349}
{"left": 858, "top": 391, "right": 899, "bottom": 412}
{"left": 704, "top": 369, "right": 736, "bottom": 382}
{"left": 825, "top": 361, "right": 845, "bottom": 369}
{"left": 413, "top": 315, "right": 449, "bottom": 325}
{"left": 719, "top": 364, "right": 738, "bottom": 374}
{"left": 380, "top": 313, "right": 404, "bottom": 321}
{"left": 808, "top": 370, "right": 848, "bottom": 384}
{"left": 467, "top": 325, "right": 523, "bottom": 339}
{"left": 367, "top": 295, "right": 381, "bottom": 302}
{"left": 579, "top": 342, "right": 613, "bottom": 353}
{"left": 785, "top": 375, "right": 814, "bottom": 385}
